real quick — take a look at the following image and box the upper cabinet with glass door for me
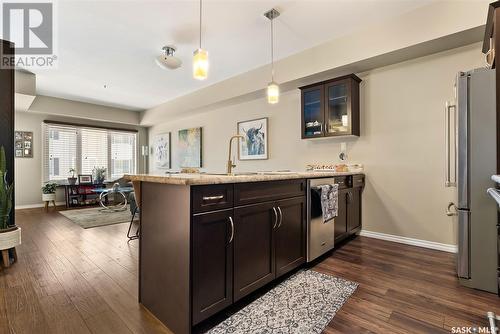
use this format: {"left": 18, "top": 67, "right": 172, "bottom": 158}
{"left": 300, "top": 74, "right": 361, "bottom": 139}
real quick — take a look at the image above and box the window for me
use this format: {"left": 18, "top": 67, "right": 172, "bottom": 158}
{"left": 43, "top": 123, "right": 137, "bottom": 182}
{"left": 81, "top": 128, "right": 108, "bottom": 175}
{"left": 110, "top": 132, "right": 136, "bottom": 179}
{"left": 44, "top": 125, "right": 77, "bottom": 181}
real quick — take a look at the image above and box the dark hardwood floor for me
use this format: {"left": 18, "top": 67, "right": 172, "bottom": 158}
{"left": 1, "top": 208, "right": 498, "bottom": 333}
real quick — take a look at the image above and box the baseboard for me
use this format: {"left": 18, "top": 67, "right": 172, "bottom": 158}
{"left": 359, "top": 230, "right": 458, "bottom": 253}
{"left": 15, "top": 202, "right": 65, "bottom": 210}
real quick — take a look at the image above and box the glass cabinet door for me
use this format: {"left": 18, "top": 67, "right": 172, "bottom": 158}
{"left": 325, "top": 80, "right": 350, "bottom": 135}
{"left": 302, "top": 86, "right": 324, "bottom": 138}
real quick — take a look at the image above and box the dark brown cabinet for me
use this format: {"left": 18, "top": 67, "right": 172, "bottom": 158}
{"left": 275, "top": 197, "right": 306, "bottom": 278}
{"left": 141, "top": 175, "right": 363, "bottom": 333}
{"left": 233, "top": 202, "right": 276, "bottom": 301}
{"left": 192, "top": 182, "right": 307, "bottom": 320}
{"left": 348, "top": 187, "right": 362, "bottom": 233}
{"left": 192, "top": 209, "right": 233, "bottom": 325}
{"left": 300, "top": 74, "right": 361, "bottom": 139}
{"left": 335, "top": 176, "right": 364, "bottom": 243}
{"left": 334, "top": 190, "right": 348, "bottom": 243}
{"left": 233, "top": 197, "right": 306, "bottom": 301}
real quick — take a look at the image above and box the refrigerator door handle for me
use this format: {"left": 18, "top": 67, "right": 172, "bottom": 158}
{"left": 445, "top": 101, "right": 457, "bottom": 187}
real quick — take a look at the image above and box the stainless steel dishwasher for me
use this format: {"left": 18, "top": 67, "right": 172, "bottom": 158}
{"left": 307, "top": 178, "right": 336, "bottom": 262}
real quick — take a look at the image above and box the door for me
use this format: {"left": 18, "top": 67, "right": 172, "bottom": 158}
{"left": 457, "top": 209, "right": 470, "bottom": 279}
{"left": 456, "top": 72, "right": 469, "bottom": 210}
{"left": 325, "top": 79, "right": 351, "bottom": 136}
{"left": 275, "top": 197, "right": 306, "bottom": 277}
{"left": 192, "top": 209, "right": 233, "bottom": 325}
{"left": 233, "top": 202, "right": 276, "bottom": 301}
{"left": 334, "top": 189, "right": 348, "bottom": 242}
{"left": 301, "top": 85, "right": 325, "bottom": 138}
{"left": 348, "top": 188, "right": 361, "bottom": 233}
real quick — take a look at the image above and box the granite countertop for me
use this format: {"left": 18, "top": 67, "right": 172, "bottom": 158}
{"left": 124, "top": 171, "right": 364, "bottom": 186}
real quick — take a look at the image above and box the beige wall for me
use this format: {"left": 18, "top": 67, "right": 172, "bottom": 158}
{"left": 148, "top": 43, "right": 485, "bottom": 246}
{"left": 14, "top": 112, "right": 148, "bottom": 207}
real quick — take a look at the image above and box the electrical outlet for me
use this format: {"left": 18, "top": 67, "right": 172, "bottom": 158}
{"left": 339, "top": 142, "right": 347, "bottom": 161}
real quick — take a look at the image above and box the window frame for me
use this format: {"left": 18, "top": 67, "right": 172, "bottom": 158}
{"left": 43, "top": 123, "right": 138, "bottom": 183}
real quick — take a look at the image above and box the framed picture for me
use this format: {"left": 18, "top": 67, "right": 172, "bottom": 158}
{"left": 178, "top": 127, "right": 202, "bottom": 168}
{"left": 78, "top": 174, "right": 93, "bottom": 185}
{"left": 154, "top": 132, "right": 171, "bottom": 169}
{"left": 14, "top": 131, "right": 33, "bottom": 158}
{"left": 238, "top": 117, "right": 268, "bottom": 160}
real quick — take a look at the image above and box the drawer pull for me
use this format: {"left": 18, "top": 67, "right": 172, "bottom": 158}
{"left": 202, "top": 195, "right": 224, "bottom": 201}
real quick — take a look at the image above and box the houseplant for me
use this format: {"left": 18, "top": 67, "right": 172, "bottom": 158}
{"left": 0, "top": 146, "right": 20, "bottom": 265}
{"left": 41, "top": 182, "right": 58, "bottom": 202}
{"left": 68, "top": 168, "right": 77, "bottom": 185}
{"left": 93, "top": 166, "right": 106, "bottom": 184}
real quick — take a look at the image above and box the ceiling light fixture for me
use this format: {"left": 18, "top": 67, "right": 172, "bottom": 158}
{"left": 193, "top": 0, "right": 208, "bottom": 80}
{"left": 156, "top": 45, "right": 182, "bottom": 70}
{"left": 264, "top": 8, "right": 280, "bottom": 104}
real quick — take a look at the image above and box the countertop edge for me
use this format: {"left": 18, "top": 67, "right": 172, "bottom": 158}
{"left": 124, "top": 172, "right": 364, "bottom": 186}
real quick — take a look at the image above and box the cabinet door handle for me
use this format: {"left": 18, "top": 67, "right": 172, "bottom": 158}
{"left": 202, "top": 195, "right": 224, "bottom": 201}
{"left": 272, "top": 207, "right": 278, "bottom": 229}
{"left": 228, "top": 216, "right": 234, "bottom": 244}
{"left": 277, "top": 206, "right": 283, "bottom": 228}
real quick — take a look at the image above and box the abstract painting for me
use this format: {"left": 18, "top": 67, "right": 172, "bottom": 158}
{"left": 238, "top": 117, "right": 268, "bottom": 160}
{"left": 178, "top": 127, "right": 202, "bottom": 168}
{"left": 154, "top": 132, "right": 171, "bottom": 169}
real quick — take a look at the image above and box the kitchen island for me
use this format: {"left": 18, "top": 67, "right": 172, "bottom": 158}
{"left": 125, "top": 171, "right": 364, "bottom": 334}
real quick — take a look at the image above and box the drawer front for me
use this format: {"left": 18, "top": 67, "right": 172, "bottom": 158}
{"left": 335, "top": 176, "right": 349, "bottom": 190}
{"left": 192, "top": 184, "right": 234, "bottom": 213}
{"left": 234, "top": 179, "right": 306, "bottom": 206}
{"left": 353, "top": 174, "right": 365, "bottom": 188}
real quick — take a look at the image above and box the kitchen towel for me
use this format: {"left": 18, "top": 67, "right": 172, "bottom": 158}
{"left": 319, "top": 184, "right": 338, "bottom": 223}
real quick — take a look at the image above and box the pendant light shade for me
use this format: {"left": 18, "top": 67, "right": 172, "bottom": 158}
{"left": 264, "top": 9, "right": 280, "bottom": 104}
{"left": 193, "top": 0, "right": 208, "bottom": 80}
{"left": 193, "top": 48, "right": 208, "bottom": 80}
{"left": 267, "top": 81, "right": 279, "bottom": 104}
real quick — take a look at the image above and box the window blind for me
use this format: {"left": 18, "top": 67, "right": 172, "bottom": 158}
{"left": 110, "top": 131, "right": 136, "bottom": 179}
{"left": 43, "top": 124, "right": 78, "bottom": 182}
{"left": 43, "top": 124, "right": 137, "bottom": 183}
{"left": 81, "top": 128, "right": 108, "bottom": 175}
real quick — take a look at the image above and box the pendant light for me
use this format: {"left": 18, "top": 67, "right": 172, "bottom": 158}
{"left": 193, "top": 0, "right": 208, "bottom": 80}
{"left": 264, "top": 8, "right": 280, "bottom": 104}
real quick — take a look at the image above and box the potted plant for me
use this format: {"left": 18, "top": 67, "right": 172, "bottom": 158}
{"left": 0, "top": 146, "right": 20, "bottom": 265}
{"left": 93, "top": 166, "right": 106, "bottom": 184}
{"left": 41, "top": 182, "right": 57, "bottom": 202}
{"left": 68, "top": 168, "right": 77, "bottom": 185}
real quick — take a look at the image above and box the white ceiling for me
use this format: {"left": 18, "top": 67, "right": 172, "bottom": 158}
{"left": 21, "top": 0, "right": 432, "bottom": 111}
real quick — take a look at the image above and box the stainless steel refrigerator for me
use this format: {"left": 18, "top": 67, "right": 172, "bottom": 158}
{"left": 445, "top": 68, "right": 497, "bottom": 293}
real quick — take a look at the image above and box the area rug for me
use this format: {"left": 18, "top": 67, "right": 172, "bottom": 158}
{"left": 206, "top": 270, "right": 358, "bottom": 334}
{"left": 59, "top": 206, "right": 137, "bottom": 229}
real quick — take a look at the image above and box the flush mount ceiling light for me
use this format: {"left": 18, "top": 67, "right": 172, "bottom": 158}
{"left": 264, "top": 8, "right": 280, "bottom": 104}
{"left": 193, "top": 0, "right": 208, "bottom": 80}
{"left": 156, "top": 45, "right": 182, "bottom": 70}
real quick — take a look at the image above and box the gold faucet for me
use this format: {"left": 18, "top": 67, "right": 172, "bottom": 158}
{"left": 227, "top": 135, "right": 244, "bottom": 175}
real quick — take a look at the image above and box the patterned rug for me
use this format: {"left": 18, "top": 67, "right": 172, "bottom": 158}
{"left": 206, "top": 270, "right": 358, "bottom": 334}
{"left": 59, "top": 206, "right": 137, "bottom": 229}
